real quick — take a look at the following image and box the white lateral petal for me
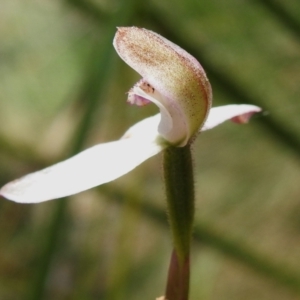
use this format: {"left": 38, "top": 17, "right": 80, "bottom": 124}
{"left": 122, "top": 114, "right": 161, "bottom": 140}
{"left": 0, "top": 136, "right": 164, "bottom": 204}
{"left": 201, "top": 104, "right": 261, "bottom": 131}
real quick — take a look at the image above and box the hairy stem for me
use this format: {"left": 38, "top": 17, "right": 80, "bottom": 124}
{"left": 163, "top": 145, "right": 195, "bottom": 300}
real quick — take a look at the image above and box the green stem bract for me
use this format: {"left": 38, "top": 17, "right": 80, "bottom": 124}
{"left": 163, "top": 145, "right": 195, "bottom": 260}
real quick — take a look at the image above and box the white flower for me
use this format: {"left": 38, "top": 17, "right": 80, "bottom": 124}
{"left": 0, "top": 27, "right": 261, "bottom": 203}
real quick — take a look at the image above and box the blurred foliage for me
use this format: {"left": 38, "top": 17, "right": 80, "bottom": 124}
{"left": 1, "top": 0, "right": 300, "bottom": 299}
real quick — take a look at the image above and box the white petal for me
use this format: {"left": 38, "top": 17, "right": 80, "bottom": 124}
{"left": 201, "top": 104, "right": 261, "bottom": 131}
{"left": 1, "top": 124, "right": 165, "bottom": 203}
{"left": 122, "top": 114, "right": 161, "bottom": 140}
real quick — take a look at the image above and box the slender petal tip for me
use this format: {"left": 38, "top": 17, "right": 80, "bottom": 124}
{"left": 201, "top": 104, "right": 262, "bottom": 132}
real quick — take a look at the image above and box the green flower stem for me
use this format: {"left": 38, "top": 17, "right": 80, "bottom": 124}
{"left": 163, "top": 145, "right": 195, "bottom": 300}
{"left": 163, "top": 145, "right": 195, "bottom": 261}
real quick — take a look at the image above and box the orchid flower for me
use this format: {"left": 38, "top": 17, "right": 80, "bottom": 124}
{"left": 0, "top": 27, "right": 261, "bottom": 204}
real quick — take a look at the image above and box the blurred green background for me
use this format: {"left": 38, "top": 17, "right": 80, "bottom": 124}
{"left": 1, "top": 0, "right": 300, "bottom": 299}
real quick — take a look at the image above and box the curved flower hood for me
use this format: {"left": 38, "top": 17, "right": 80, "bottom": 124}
{"left": 113, "top": 27, "right": 212, "bottom": 146}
